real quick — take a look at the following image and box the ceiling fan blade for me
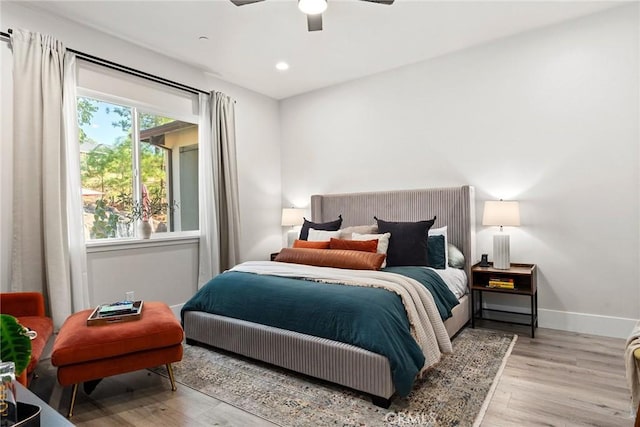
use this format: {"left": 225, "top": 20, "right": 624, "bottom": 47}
{"left": 230, "top": 0, "right": 265, "bottom": 6}
{"left": 307, "top": 14, "right": 323, "bottom": 32}
{"left": 359, "top": 0, "right": 394, "bottom": 4}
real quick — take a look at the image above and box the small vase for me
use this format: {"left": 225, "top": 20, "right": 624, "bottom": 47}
{"left": 138, "top": 220, "right": 152, "bottom": 239}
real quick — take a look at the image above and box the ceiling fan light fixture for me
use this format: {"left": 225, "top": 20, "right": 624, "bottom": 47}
{"left": 298, "top": 0, "right": 327, "bottom": 15}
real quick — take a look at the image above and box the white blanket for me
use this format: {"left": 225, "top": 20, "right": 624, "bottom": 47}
{"left": 230, "top": 261, "right": 453, "bottom": 373}
{"left": 626, "top": 320, "right": 640, "bottom": 414}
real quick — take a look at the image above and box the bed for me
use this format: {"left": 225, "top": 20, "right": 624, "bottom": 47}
{"left": 183, "top": 186, "right": 476, "bottom": 407}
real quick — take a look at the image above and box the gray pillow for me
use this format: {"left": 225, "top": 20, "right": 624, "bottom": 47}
{"left": 338, "top": 224, "right": 378, "bottom": 240}
{"left": 447, "top": 243, "right": 465, "bottom": 269}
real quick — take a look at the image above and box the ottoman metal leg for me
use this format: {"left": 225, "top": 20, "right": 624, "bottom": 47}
{"left": 166, "top": 363, "right": 177, "bottom": 391}
{"left": 68, "top": 383, "right": 79, "bottom": 418}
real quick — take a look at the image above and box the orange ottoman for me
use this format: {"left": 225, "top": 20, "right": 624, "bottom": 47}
{"left": 52, "top": 302, "right": 184, "bottom": 417}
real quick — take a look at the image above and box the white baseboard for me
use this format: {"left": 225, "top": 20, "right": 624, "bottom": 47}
{"left": 538, "top": 308, "right": 637, "bottom": 339}
{"left": 482, "top": 302, "right": 638, "bottom": 339}
{"left": 170, "top": 303, "right": 184, "bottom": 320}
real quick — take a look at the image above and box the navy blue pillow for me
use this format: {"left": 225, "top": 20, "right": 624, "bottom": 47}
{"left": 299, "top": 215, "right": 343, "bottom": 240}
{"left": 427, "top": 235, "right": 446, "bottom": 269}
{"left": 375, "top": 216, "right": 436, "bottom": 267}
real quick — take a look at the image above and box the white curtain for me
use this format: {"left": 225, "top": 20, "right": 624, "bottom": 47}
{"left": 197, "top": 91, "right": 241, "bottom": 288}
{"left": 63, "top": 53, "right": 91, "bottom": 313}
{"left": 213, "top": 92, "right": 241, "bottom": 270}
{"left": 197, "top": 93, "right": 220, "bottom": 287}
{"left": 11, "top": 29, "right": 89, "bottom": 327}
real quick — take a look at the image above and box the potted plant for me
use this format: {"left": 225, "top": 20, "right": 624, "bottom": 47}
{"left": 0, "top": 314, "right": 32, "bottom": 382}
{"left": 127, "top": 198, "right": 178, "bottom": 240}
{"left": 0, "top": 315, "right": 42, "bottom": 424}
{"left": 128, "top": 201, "right": 154, "bottom": 239}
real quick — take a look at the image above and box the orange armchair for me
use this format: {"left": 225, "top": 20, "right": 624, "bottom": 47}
{"left": 1, "top": 292, "right": 53, "bottom": 386}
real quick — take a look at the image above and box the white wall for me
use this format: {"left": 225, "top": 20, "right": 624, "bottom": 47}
{"left": 0, "top": 3, "right": 282, "bottom": 303}
{"left": 86, "top": 239, "right": 199, "bottom": 308}
{"left": 280, "top": 5, "right": 640, "bottom": 337}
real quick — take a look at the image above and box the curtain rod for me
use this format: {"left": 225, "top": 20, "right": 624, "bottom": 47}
{"left": 1, "top": 29, "right": 210, "bottom": 97}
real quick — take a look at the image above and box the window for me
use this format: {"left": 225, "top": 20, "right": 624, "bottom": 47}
{"left": 78, "top": 96, "right": 199, "bottom": 239}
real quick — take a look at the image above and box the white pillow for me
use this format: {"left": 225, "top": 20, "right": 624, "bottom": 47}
{"left": 428, "top": 226, "right": 448, "bottom": 265}
{"left": 307, "top": 229, "right": 341, "bottom": 242}
{"left": 352, "top": 232, "right": 391, "bottom": 268}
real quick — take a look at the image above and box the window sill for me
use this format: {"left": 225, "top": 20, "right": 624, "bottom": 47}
{"left": 86, "top": 231, "right": 200, "bottom": 253}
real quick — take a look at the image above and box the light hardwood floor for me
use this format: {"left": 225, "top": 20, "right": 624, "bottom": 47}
{"left": 41, "top": 325, "right": 633, "bottom": 426}
{"left": 481, "top": 323, "right": 632, "bottom": 427}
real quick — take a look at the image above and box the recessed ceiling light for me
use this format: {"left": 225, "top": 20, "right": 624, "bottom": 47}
{"left": 275, "top": 61, "right": 290, "bottom": 71}
{"left": 298, "top": 0, "right": 327, "bottom": 15}
{"left": 198, "top": 36, "right": 209, "bottom": 41}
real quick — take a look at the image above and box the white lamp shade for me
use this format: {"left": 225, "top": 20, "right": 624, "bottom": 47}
{"left": 281, "top": 208, "right": 305, "bottom": 227}
{"left": 298, "top": 0, "right": 327, "bottom": 15}
{"left": 482, "top": 200, "right": 520, "bottom": 227}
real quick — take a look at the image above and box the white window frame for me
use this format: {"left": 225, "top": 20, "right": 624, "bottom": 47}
{"left": 77, "top": 89, "right": 200, "bottom": 247}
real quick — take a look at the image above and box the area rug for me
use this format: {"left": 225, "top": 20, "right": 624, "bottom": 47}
{"left": 153, "top": 327, "right": 516, "bottom": 427}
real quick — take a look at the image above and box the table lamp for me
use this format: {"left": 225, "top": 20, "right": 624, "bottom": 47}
{"left": 482, "top": 200, "right": 520, "bottom": 269}
{"left": 281, "top": 208, "right": 305, "bottom": 247}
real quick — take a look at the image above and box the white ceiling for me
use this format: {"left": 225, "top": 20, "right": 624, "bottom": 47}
{"left": 29, "top": 0, "right": 620, "bottom": 100}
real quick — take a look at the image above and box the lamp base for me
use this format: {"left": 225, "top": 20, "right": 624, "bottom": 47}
{"left": 493, "top": 234, "right": 510, "bottom": 269}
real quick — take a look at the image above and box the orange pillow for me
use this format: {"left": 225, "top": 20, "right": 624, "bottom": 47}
{"left": 274, "top": 248, "right": 386, "bottom": 270}
{"left": 293, "top": 240, "right": 330, "bottom": 249}
{"left": 329, "top": 238, "right": 378, "bottom": 253}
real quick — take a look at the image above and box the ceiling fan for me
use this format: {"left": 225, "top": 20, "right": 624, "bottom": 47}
{"left": 230, "top": 0, "right": 395, "bottom": 32}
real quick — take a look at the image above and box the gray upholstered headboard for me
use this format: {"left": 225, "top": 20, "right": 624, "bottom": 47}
{"left": 310, "top": 186, "right": 476, "bottom": 278}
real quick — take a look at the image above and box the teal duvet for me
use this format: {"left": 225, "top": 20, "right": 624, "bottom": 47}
{"left": 181, "top": 266, "right": 459, "bottom": 396}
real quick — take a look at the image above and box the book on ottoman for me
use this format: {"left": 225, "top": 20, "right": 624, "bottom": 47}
{"left": 87, "top": 301, "right": 143, "bottom": 326}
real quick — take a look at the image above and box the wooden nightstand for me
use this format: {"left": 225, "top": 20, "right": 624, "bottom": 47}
{"left": 470, "top": 262, "right": 538, "bottom": 337}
